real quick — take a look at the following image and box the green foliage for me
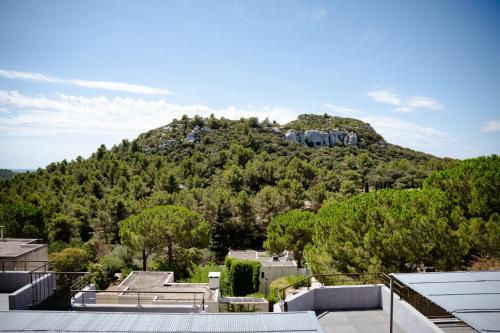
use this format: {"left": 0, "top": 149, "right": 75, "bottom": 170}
{"left": 0, "top": 114, "right": 455, "bottom": 266}
{"left": 87, "top": 263, "right": 109, "bottom": 289}
{"left": 305, "top": 155, "right": 500, "bottom": 274}
{"left": 225, "top": 257, "right": 261, "bottom": 296}
{"left": 187, "top": 263, "right": 224, "bottom": 283}
{"left": 0, "top": 202, "right": 45, "bottom": 239}
{"left": 0, "top": 169, "right": 16, "bottom": 180}
{"left": 99, "top": 255, "right": 125, "bottom": 276}
{"left": 264, "top": 210, "right": 314, "bottom": 267}
{"left": 49, "top": 247, "right": 90, "bottom": 272}
{"left": 267, "top": 275, "right": 309, "bottom": 303}
{"left": 119, "top": 205, "right": 209, "bottom": 271}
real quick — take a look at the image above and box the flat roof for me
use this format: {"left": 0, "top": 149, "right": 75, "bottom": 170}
{"left": 392, "top": 271, "right": 500, "bottom": 333}
{"left": 0, "top": 238, "right": 45, "bottom": 258}
{"left": 109, "top": 271, "right": 216, "bottom": 302}
{"left": 119, "top": 271, "right": 173, "bottom": 290}
{"left": 228, "top": 250, "right": 297, "bottom": 267}
{"left": 0, "top": 311, "right": 325, "bottom": 333}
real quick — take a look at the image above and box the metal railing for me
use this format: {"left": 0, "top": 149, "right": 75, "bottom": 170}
{"left": 29, "top": 261, "right": 90, "bottom": 308}
{"left": 70, "top": 289, "right": 206, "bottom": 312}
{"left": 0, "top": 260, "right": 49, "bottom": 272}
{"left": 276, "top": 272, "right": 450, "bottom": 319}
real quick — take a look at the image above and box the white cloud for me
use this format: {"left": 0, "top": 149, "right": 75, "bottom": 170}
{"left": 0, "top": 69, "right": 172, "bottom": 95}
{"left": 482, "top": 120, "right": 500, "bottom": 133}
{"left": 323, "top": 103, "right": 364, "bottom": 116}
{"left": 407, "top": 96, "right": 443, "bottom": 110}
{"left": 0, "top": 90, "right": 299, "bottom": 136}
{"left": 311, "top": 7, "right": 327, "bottom": 20}
{"left": 362, "top": 116, "right": 455, "bottom": 152}
{"left": 367, "top": 88, "right": 443, "bottom": 112}
{"left": 367, "top": 89, "right": 401, "bottom": 106}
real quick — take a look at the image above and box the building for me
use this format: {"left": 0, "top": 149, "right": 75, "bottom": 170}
{"left": 73, "top": 271, "right": 220, "bottom": 313}
{"left": 0, "top": 237, "right": 48, "bottom": 271}
{"left": 227, "top": 250, "right": 305, "bottom": 294}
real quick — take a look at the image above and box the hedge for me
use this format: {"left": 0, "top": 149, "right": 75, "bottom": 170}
{"left": 225, "top": 257, "right": 261, "bottom": 296}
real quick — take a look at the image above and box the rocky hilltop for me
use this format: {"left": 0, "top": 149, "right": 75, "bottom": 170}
{"left": 284, "top": 129, "right": 359, "bottom": 148}
{"left": 142, "top": 114, "right": 387, "bottom": 154}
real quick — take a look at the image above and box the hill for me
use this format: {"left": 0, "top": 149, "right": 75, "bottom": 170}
{"left": 0, "top": 114, "right": 457, "bottom": 259}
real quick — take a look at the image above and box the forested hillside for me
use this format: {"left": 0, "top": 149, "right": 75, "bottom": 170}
{"left": 0, "top": 114, "right": 461, "bottom": 278}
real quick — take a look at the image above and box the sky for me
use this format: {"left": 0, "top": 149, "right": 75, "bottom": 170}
{"left": 0, "top": 0, "right": 499, "bottom": 169}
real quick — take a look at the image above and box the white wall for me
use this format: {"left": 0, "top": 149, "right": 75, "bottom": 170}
{"left": 9, "top": 273, "right": 55, "bottom": 310}
{"left": 380, "top": 286, "right": 443, "bottom": 333}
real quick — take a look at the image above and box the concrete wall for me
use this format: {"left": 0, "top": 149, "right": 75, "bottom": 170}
{"left": 259, "top": 265, "right": 305, "bottom": 294}
{"left": 1, "top": 244, "right": 48, "bottom": 271}
{"left": 313, "top": 285, "right": 381, "bottom": 310}
{"left": 0, "top": 271, "right": 31, "bottom": 292}
{"left": 73, "top": 284, "right": 96, "bottom": 306}
{"left": 285, "top": 285, "right": 381, "bottom": 312}
{"left": 380, "top": 286, "right": 443, "bottom": 333}
{"left": 9, "top": 273, "right": 55, "bottom": 310}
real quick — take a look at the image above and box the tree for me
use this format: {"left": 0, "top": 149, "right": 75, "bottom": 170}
{"left": 264, "top": 210, "right": 314, "bottom": 267}
{"left": 253, "top": 186, "right": 287, "bottom": 226}
{"left": 119, "top": 205, "right": 209, "bottom": 271}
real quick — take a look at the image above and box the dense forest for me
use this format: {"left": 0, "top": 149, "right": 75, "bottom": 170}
{"left": 2, "top": 114, "right": 497, "bottom": 288}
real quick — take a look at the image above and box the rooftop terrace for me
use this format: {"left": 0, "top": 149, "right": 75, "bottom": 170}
{"left": 0, "top": 239, "right": 45, "bottom": 259}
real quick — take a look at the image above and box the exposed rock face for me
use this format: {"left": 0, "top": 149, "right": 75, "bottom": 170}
{"left": 285, "top": 129, "right": 305, "bottom": 144}
{"left": 158, "top": 139, "right": 177, "bottom": 149}
{"left": 329, "top": 130, "right": 346, "bottom": 146}
{"left": 343, "top": 132, "right": 358, "bottom": 146}
{"left": 185, "top": 126, "right": 201, "bottom": 142}
{"left": 185, "top": 126, "right": 211, "bottom": 143}
{"left": 304, "top": 130, "right": 330, "bottom": 147}
{"left": 285, "top": 128, "right": 358, "bottom": 148}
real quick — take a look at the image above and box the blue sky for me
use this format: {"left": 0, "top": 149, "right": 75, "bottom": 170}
{"left": 0, "top": 0, "right": 499, "bottom": 169}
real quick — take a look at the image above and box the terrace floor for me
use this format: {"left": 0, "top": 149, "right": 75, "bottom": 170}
{"left": 0, "top": 293, "right": 10, "bottom": 310}
{"left": 317, "top": 309, "right": 404, "bottom": 333}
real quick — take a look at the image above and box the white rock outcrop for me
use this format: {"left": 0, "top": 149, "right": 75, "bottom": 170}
{"left": 284, "top": 128, "right": 358, "bottom": 148}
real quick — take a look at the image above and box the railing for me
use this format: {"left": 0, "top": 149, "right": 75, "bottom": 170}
{"left": 277, "top": 272, "right": 450, "bottom": 319}
{"left": 29, "top": 261, "right": 90, "bottom": 308}
{"left": 70, "top": 289, "right": 206, "bottom": 312}
{"left": 0, "top": 260, "right": 49, "bottom": 272}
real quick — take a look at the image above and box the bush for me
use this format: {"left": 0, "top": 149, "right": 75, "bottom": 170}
{"left": 225, "top": 257, "right": 261, "bottom": 296}
{"left": 187, "top": 262, "right": 223, "bottom": 283}
{"left": 99, "top": 255, "right": 125, "bottom": 277}
{"left": 49, "top": 247, "right": 89, "bottom": 272}
{"left": 121, "top": 266, "right": 133, "bottom": 280}
{"left": 87, "top": 263, "right": 109, "bottom": 289}
{"left": 267, "top": 275, "right": 309, "bottom": 304}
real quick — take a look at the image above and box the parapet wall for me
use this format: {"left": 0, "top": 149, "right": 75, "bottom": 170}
{"left": 277, "top": 284, "right": 444, "bottom": 333}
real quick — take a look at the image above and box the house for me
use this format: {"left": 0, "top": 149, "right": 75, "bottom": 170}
{"left": 227, "top": 250, "right": 306, "bottom": 294}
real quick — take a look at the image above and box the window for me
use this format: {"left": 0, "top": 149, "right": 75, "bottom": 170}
{"left": 261, "top": 272, "right": 265, "bottom": 278}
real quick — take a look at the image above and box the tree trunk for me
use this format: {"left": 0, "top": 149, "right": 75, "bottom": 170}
{"left": 142, "top": 248, "right": 147, "bottom": 271}
{"left": 167, "top": 242, "right": 173, "bottom": 266}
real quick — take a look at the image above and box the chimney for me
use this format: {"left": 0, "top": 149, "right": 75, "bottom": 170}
{"left": 208, "top": 271, "right": 221, "bottom": 289}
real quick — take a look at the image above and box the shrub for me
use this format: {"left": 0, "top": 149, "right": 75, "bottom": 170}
{"left": 87, "top": 263, "right": 109, "bottom": 289}
{"left": 188, "top": 262, "right": 223, "bottom": 283}
{"left": 225, "top": 257, "right": 261, "bottom": 296}
{"left": 267, "top": 275, "right": 309, "bottom": 304}
{"left": 99, "top": 255, "right": 125, "bottom": 277}
{"left": 49, "top": 247, "right": 89, "bottom": 272}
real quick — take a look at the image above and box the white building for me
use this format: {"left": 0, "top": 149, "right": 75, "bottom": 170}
{"left": 227, "top": 250, "right": 305, "bottom": 294}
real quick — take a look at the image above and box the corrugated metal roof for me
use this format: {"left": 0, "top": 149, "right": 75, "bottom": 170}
{"left": 0, "top": 311, "right": 324, "bottom": 333}
{"left": 392, "top": 271, "right": 500, "bottom": 333}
